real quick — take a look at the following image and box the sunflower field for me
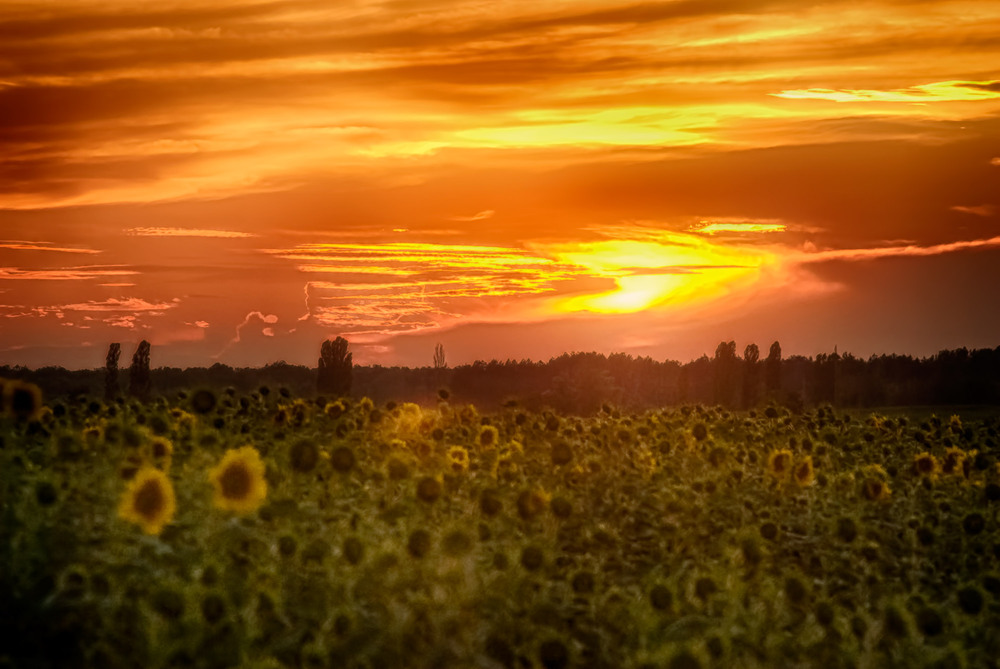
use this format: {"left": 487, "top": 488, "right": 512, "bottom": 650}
{"left": 2, "top": 380, "right": 1000, "bottom": 668}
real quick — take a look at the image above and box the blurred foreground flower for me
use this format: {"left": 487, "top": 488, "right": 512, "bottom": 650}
{"left": 118, "top": 467, "right": 176, "bottom": 535}
{"left": 208, "top": 446, "right": 268, "bottom": 513}
{"left": 2, "top": 379, "right": 44, "bottom": 421}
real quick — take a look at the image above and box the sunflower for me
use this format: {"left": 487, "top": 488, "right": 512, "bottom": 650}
{"left": 767, "top": 449, "right": 793, "bottom": 479}
{"left": 478, "top": 425, "right": 500, "bottom": 449}
{"left": 942, "top": 447, "right": 966, "bottom": 475}
{"left": 447, "top": 446, "right": 470, "bottom": 474}
{"left": 395, "top": 402, "right": 423, "bottom": 433}
{"left": 550, "top": 441, "right": 573, "bottom": 466}
{"left": 330, "top": 445, "right": 356, "bottom": 473}
{"left": 324, "top": 399, "right": 347, "bottom": 420}
{"left": 862, "top": 477, "right": 891, "bottom": 502}
{"left": 189, "top": 388, "right": 218, "bottom": 415}
{"left": 208, "top": 446, "right": 268, "bottom": 513}
{"left": 516, "top": 488, "right": 550, "bottom": 520}
{"left": 416, "top": 475, "right": 443, "bottom": 503}
{"left": 862, "top": 463, "right": 889, "bottom": 479}
{"left": 3, "top": 379, "right": 44, "bottom": 422}
{"left": 118, "top": 467, "right": 176, "bottom": 535}
{"left": 495, "top": 455, "right": 519, "bottom": 480}
{"left": 793, "top": 456, "right": 815, "bottom": 487}
{"left": 147, "top": 436, "right": 173, "bottom": 470}
{"left": 289, "top": 439, "right": 319, "bottom": 473}
{"left": 949, "top": 414, "right": 962, "bottom": 433}
{"left": 82, "top": 425, "right": 105, "bottom": 448}
{"left": 913, "top": 452, "right": 940, "bottom": 480}
{"left": 385, "top": 454, "right": 412, "bottom": 480}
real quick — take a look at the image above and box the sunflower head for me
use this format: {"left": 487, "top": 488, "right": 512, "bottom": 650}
{"left": 943, "top": 447, "right": 966, "bottom": 475}
{"left": 949, "top": 414, "right": 963, "bottom": 433}
{"left": 550, "top": 496, "right": 572, "bottom": 519}
{"left": 385, "top": 454, "right": 411, "bottom": 480}
{"left": 520, "top": 545, "right": 544, "bottom": 571}
{"left": 516, "top": 488, "right": 550, "bottom": 521}
{"left": 862, "top": 477, "right": 891, "bottom": 502}
{"left": 147, "top": 436, "right": 173, "bottom": 470}
{"left": 441, "top": 529, "right": 473, "bottom": 557}
{"left": 80, "top": 425, "right": 104, "bottom": 448}
{"left": 208, "top": 446, "right": 268, "bottom": 513}
{"left": 479, "top": 488, "right": 503, "bottom": 516}
{"left": 190, "top": 389, "right": 218, "bottom": 415}
{"left": 289, "top": 439, "right": 319, "bottom": 473}
{"left": 3, "top": 380, "right": 44, "bottom": 422}
{"left": 324, "top": 399, "right": 347, "bottom": 419}
{"left": 416, "top": 475, "right": 443, "bottom": 503}
{"left": 330, "top": 445, "right": 356, "bottom": 473}
{"left": 118, "top": 467, "right": 176, "bottom": 535}
{"left": 447, "top": 446, "right": 469, "bottom": 474}
{"left": 551, "top": 441, "right": 573, "bottom": 466}
{"left": 478, "top": 425, "right": 499, "bottom": 449}
{"left": 767, "top": 449, "right": 793, "bottom": 478}
{"left": 793, "top": 457, "right": 815, "bottom": 487}
{"left": 407, "top": 529, "right": 432, "bottom": 558}
{"left": 913, "top": 452, "right": 940, "bottom": 479}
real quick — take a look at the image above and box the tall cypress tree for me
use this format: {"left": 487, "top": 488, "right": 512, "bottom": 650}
{"left": 104, "top": 343, "right": 121, "bottom": 401}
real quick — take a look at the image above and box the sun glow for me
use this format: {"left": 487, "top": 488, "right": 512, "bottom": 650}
{"left": 542, "top": 233, "right": 776, "bottom": 314}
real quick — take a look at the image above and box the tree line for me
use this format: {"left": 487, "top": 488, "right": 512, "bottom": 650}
{"left": 3, "top": 337, "right": 999, "bottom": 413}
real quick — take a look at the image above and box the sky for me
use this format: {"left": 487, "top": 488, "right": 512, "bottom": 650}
{"left": 1, "top": 0, "right": 999, "bottom": 369}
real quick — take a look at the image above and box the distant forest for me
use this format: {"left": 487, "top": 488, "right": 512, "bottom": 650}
{"left": 3, "top": 339, "right": 1000, "bottom": 413}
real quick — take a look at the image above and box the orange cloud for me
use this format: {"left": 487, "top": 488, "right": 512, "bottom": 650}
{"left": 772, "top": 80, "right": 1000, "bottom": 103}
{"left": 215, "top": 311, "right": 279, "bottom": 357}
{"left": 690, "top": 220, "right": 788, "bottom": 235}
{"left": 0, "top": 266, "right": 138, "bottom": 281}
{"left": 951, "top": 205, "right": 995, "bottom": 217}
{"left": 264, "top": 241, "right": 589, "bottom": 337}
{"left": 6, "top": 0, "right": 1000, "bottom": 211}
{"left": 0, "top": 241, "right": 101, "bottom": 253}
{"left": 52, "top": 297, "right": 177, "bottom": 312}
{"left": 798, "top": 236, "right": 1000, "bottom": 263}
{"left": 449, "top": 210, "right": 495, "bottom": 221}
{"left": 125, "top": 227, "right": 257, "bottom": 238}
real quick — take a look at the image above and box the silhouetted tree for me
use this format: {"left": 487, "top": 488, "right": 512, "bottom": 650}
{"left": 742, "top": 343, "right": 760, "bottom": 408}
{"left": 128, "top": 340, "right": 151, "bottom": 400}
{"left": 318, "top": 336, "right": 352, "bottom": 396}
{"left": 814, "top": 349, "right": 839, "bottom": 404}
{"left": 765, "top": 341, "right": 782, "bottom": 398}
{"left": 7, "top": 343, "right": 1000, "bottom": 410}
{"left": 433, "top": 343, "right": 447, "bottom": 369}
{"left": 713, "top": 340, "right": 738, "bottom": 406}
{"left": 677, "top": 365, "right": 690, "bottom": 403}
{"left": 104, "top": 343, "right": 121, "bottom": 401}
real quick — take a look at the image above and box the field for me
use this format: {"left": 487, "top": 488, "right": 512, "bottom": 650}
{"left": 2, "top": 382, "right": 1000, "bottom": 668}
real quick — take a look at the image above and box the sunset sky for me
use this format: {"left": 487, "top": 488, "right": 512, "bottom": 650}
{"left": 2, "top": 0, "right": 999, "bottom": 369}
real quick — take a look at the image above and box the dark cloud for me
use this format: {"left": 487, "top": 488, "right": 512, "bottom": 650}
{"left": 964, "top": 81, "right": 1000, "bottom": 92}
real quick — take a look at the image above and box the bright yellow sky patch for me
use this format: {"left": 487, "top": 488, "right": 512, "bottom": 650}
{"left": 542, "top": 233, "right": 775, "bottom": 314}
{"left": 694, "top": 222, "right": 788, "bottom": 235}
